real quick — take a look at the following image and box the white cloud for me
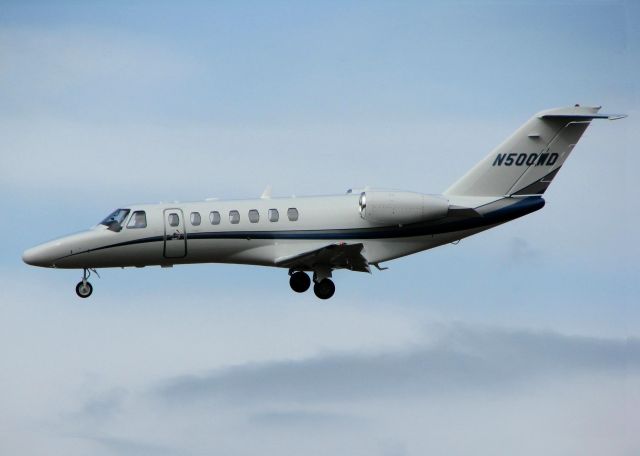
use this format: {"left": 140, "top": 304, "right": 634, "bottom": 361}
{"left": 66, "top": 326, "right": 640, "bottom": 456}
{"left": 1, "top": 271, "right": 638, "bottom": 456}
{"left": 0, "top": 26, "right": 200, "bottom": 100}
{"left": 0, "top": 115, "right": 500, "bottom": 200}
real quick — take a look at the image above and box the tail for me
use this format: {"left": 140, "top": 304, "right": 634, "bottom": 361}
{"left": 444, "top": 106, "right": 625, "bottom": 197}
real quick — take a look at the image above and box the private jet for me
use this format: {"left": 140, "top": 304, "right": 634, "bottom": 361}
{"left": 23, "top": 105, "right": 624, "bottom": 299}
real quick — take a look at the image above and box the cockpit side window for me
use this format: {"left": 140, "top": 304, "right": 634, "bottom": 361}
{"left": 101, "top": 209, "right": 130, "bottom": 227}
{"left": 127, "top": 211, "right": 147, "bottom": 229}
{"left": 101, "top": 208, "right": 130, "bottom": 225}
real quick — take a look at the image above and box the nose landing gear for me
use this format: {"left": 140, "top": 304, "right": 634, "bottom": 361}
{"left": 75, "top": 268, "right": 97, "bottom": 298}
{"left": 75, "top": 280, "right": 93, "bottom": 298}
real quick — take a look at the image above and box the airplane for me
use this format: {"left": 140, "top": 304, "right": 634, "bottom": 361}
{"left": 22, "top": 105, "right": 625, "bottom": 299}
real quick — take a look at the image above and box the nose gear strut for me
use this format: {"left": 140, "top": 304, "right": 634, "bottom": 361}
{"left": 75, "top": 268, "right": 98, "bottom": 298}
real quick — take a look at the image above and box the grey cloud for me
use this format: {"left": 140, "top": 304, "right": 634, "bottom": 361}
{"left": 78, "top": 387, "right": 128, "bottom": 421}
{"left": 506, "top": 236, "right": 539, "bottom": 264}
{"left": 157, "top": 327, "right": 640, "bottom": 406}
{"left": 74, "top": 434, "right": 180, "bottom": 456}
{"left": 378, "top": 440, "right": 409, "bottom": 456}
{"left": 249, "top": 409, "right": 366, "bottom": 429}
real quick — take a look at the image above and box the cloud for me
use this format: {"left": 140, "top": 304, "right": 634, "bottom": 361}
{"left": 56, "top": 325, "right": 639, "bottom": 456}
{"left": 0, "top": 26, "right": 199, "bottom": 98}
{"left": 2, "top": 270, "right": 637, "bottom": 456}
{"left": 248, "top": 409, "right": 365, "bottom": 428}
{"left": 72, "top": 434, "right": 181, "bottom": 456}
{"left": 156, "top": 326, "right": 640, "bottom": 406}
{"left": 506, "top": 237, "right": 539, "bottom": 264}
{"left": 0, "top": 116, "right": 492, "bottom": 202}
{"left": 77, "top": 387, "right": 129, "bottom": 422}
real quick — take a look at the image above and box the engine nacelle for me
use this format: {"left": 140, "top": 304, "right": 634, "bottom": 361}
{"left": 358, "top": 191, "right": 449, "bottom": 225}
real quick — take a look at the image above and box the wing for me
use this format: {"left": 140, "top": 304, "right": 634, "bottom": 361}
{"left": 275, "top": 243, "right": 371, "bottom": 273}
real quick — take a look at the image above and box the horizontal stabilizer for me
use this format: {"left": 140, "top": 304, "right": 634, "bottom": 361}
{"left": 538, "top": 109, "right": 626, "bottom": 120}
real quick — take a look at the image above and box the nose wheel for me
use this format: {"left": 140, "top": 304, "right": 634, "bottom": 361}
{"left": 75, "top": 268, "right": 97, "bottom": 298}
{"left": 75, "top": 280, "right": 93, "bottom": 298}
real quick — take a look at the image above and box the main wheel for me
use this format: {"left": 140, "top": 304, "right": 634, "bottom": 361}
{"left": 313, "top": 279, "right": 335, "bottom": 300}
{"left": 75, "top": 281, "right": 93, "bottom": 298}
{"left": 289, "top": 271, "right": 311, "bottom": 293}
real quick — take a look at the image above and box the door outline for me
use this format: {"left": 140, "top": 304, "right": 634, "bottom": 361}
{"left": 163, "top": 208, "right": 187, "bottom": 258}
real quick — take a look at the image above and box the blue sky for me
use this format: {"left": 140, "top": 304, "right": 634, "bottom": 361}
{"left": 1, "top": 1, "right": 639, "bottom": 455}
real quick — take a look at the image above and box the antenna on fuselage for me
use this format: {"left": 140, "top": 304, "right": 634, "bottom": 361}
{"left": 261, "top": 185, "right": 272, "bottom": 199}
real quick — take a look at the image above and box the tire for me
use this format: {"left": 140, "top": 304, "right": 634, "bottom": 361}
{"left": 313, "top": 279, "right": 335, "bottom": 300}
{"left": 75, "top": 281, "right": 93, "bottom": 298}
{"left": 289, "top": 271, "right": 311, "bottom": 293}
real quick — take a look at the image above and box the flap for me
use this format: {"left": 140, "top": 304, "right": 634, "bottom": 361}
{"left": 275, "top": 242, "right": 371, "bottom": 273}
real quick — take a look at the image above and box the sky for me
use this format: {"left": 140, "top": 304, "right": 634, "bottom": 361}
{"left": 1, "top": 1, "right": 639, "bottom": 454}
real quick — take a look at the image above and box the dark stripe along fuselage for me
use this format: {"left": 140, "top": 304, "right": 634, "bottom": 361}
{"left": 56, "top": 197, "right": 544, "bottom": 263}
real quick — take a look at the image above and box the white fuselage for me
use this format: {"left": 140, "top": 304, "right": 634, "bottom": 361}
{"left": 23, "top": 192, "right": 522, "bottom": 271}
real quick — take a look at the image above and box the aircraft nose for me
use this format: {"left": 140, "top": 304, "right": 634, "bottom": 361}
{"left": 22, "top": 244, "right": 56, "bottom": 267}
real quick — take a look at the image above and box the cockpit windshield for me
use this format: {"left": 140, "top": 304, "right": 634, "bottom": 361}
{"left": 100, "top": 209, "right": 130, "bottom": 226}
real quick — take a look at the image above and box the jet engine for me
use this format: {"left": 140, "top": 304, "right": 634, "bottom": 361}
{"left": 358, "top": 191, "right": 449, "bottom": 225}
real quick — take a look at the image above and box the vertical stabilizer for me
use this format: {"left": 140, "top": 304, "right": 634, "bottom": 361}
{"left": 444, "top": 106, "right": 622, "bottom": 197}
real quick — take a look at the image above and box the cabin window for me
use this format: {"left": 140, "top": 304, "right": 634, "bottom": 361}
{"left": 248, "top": 209, "right": 260, "bottom": 223}
{"left": 190, "top": 212, "right": 201, "bottom": 226}
{"left": 268, "top": 208, "right": 279, "bottom": 222}
{"left": 127, "top": 211, "right": 147, "bottom": 228}
{"left": 229, "top": 210, "right": 240, "bottom": 224}
{"left": 287, "top": 208, "right": 299, "bottom": 221}
{"left": 209, "top": 211, "right": 221, "bottom": 225}
{"left": 168, "top": 213, "right": 179, "bottom": 227}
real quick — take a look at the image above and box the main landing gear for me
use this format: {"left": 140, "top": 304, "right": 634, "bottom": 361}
{"left": 313, "top": 278, "right": 335, "bottom": 300}
{"left": 289, "top": 271, "right": 311, "bottom": 293}
{"left": 288, "top": 270, "right": 336, "bottom": 300}
{"left": 75, "top": 268, "right": 97, "bottom": 298}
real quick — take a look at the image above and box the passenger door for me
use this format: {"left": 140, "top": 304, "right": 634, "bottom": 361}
{"left": 163, "top": 209, "right": 187, "bottom": 258}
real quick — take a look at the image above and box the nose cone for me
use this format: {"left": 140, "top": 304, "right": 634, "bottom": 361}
{"left": 22, "top": 243, "right": 58, "bottom": 267}
{"left": 23, "top": 230, "right": 100, "bottom": 268}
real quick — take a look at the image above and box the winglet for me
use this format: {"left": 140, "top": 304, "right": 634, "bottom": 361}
{"left": 260, "top": 185, "right": 272, "bottom": 199}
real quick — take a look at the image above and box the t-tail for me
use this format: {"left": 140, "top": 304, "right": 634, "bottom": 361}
{"left": 444, "top": 105, "right": 625, "bottom": 198}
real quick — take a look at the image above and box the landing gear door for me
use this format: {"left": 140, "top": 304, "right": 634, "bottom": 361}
{"left": 163, "top": 209, "right": 187, "bottom": 258}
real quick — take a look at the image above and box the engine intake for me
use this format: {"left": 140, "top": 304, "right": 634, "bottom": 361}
{"left": 359, "top": 191, "right": 448, "bottom": 225}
